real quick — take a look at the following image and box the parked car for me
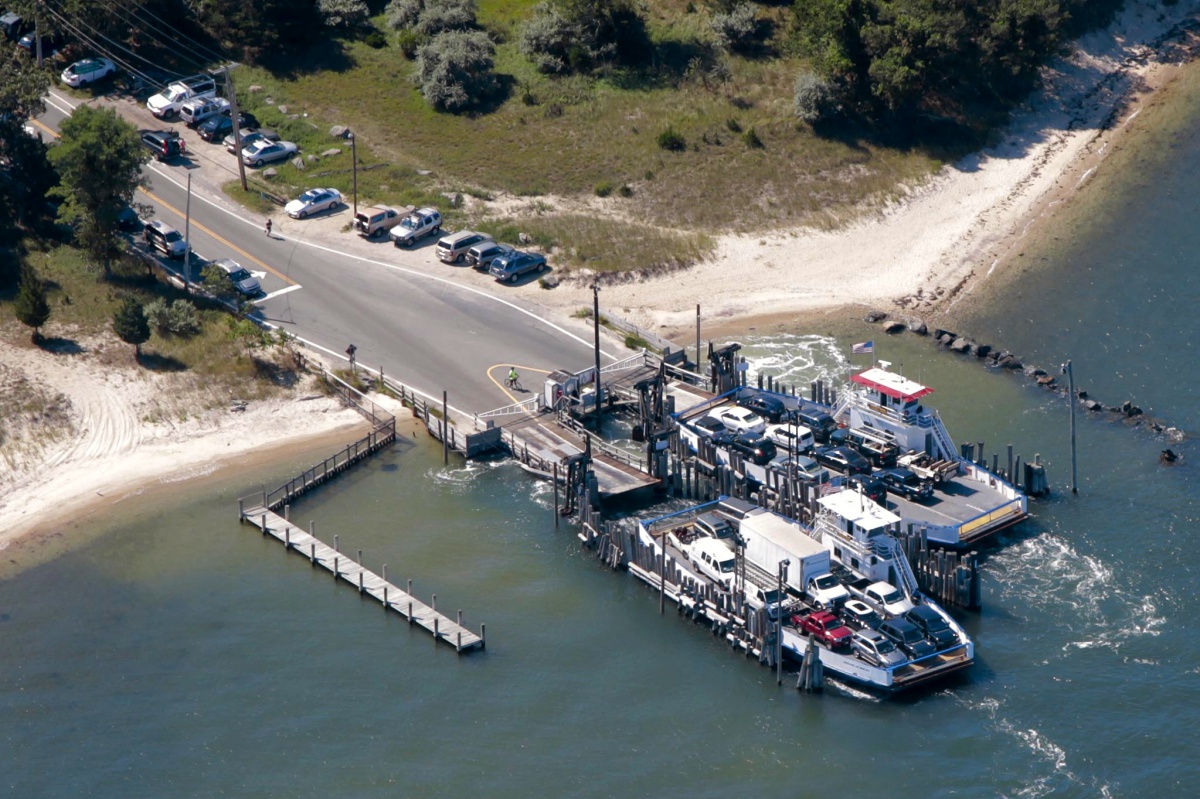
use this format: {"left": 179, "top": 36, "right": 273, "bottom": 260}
{"left": 812, "top": 445, "right": 871, "bottom": 475}
{"left": 805, "top": 573, "right": 850, "bottom": 609}
{"left": 846, "top": 428, "right": 900, "bottom": 468}
{"left": 180, "top": 96, "right": 229, "bottom": 128}
{"left": 211, "top": 258, "right": 260, "bottom": 297}
{"left": 224, "top": 128, "right": 279, "bottom": 155}
{"left": 845, "top": 473, "right": 887, "bottom": 506}
{"left": 851, "top": 629, "right": 907, "bottom": 668}
{"left": 795, "top": 403, "right": 838, "bottom": 442}
{"left": 764, "top": 423, "right": 814, "bottom": 453}
{"left": 0, "top": 11, "right": 28, "bottom": 41}
{"left": 436, "top": 231, "right": 493, "bottom": 264}
{"left": 241, "top": 139, "right": 299, "bottom": 167}
{"left": 353, "top": 204, "right": 409, "bottom": 238}
{"left": 142, "top": 219, "right": 186, "bottom": 258}
{"left": 878, "top": 618, "right": 938, "bottom": 660}
{"left": 389, "top": 207, "right": 442, "bottom": 247}
{"left": 876, "top": 467, "right": 934, "bottom": 502}
{"left": 796, "top": 610, "right": 853, "bottom": 649}
{"left": 197, "top": 111, "right": 258, "bottom": 143}
{"left": 61, "top": 57, "right": 116, "bottom": 87}
{"left": 689, "top": 415, "right": 728, "bottom": 440}
{"left": 17, "top": 32, "right": 62, "bottom": 56}
{"left": 738, "top": 394, "right": 788, "bottom": 423}
{"left": 707, "top": 406, "right": 766, "bottom": 435}
{"left": 687, "top": 537, "right": 736, "bottom": 588}
{"left": 767, "top": 454, "right": 830, "bottom": 484}
{"left": 862, "top": 581, "right": 915, "bottom": 616}
{"left": 284, "top": 187, "right": 342, "bottom": 219}
{"left": 693, "top": 512, "right": 735, "bottom": 541}
{"left": 903, "top": 605, "right": 958, "bottom": 650}
{"left": 841, "top": 598, "right": 882, "bottom": 630}
{"left": 719, "top": 432, "right": 777, "bottom": 467}
{"left": 146, "top": 74, "right": 217, "bottom": 119}
{"left": 465, "top": 241, "right": 514, "bottom": 270}
{"left": 488, "top": 250, "right": 547, "bottom": 283}
{"left": 140, "top": 129, "right": 186, "bottom": 161}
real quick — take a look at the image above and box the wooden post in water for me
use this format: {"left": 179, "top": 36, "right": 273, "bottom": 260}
{"left": 553, "top": 463, "right": 560, "bottom": 529}
{"left": 382, "top": 564, "right": 387, "bottom": 583}
{"left": 285, "top": 528, "right": 290, "bottom": 549}
{"left": 284, "top": 504, "right": 289, "bottom": 521}
{"left": 442, "top": 390, "right": 449, "bottom": 465}
{"left": 334, "top": 556, "right": 339, "bottom": 576}
{"left": 408, "top": 602, "right": 413, "bottom": 624}
{"left": 384, "top": 585, "right": 389, "bottom": 606}
{"left": 408, "top": 579, "right": 412, "bottom": 596}
{"left": 358, "top": 571, "right": 364, "bottom": 593}
{"left": 357, "top": 549, "right": 362, "bottom": 564}
{"left": 481, "top": 623, "right": 486, "bottom": 648}
{"left": 310, "top": 543, "right": 316, "bottom": 564}
{"left": 659, "top": 547, "right": 665, "bottom": 615}
{"left": 260, "top": 514, "right": 267, "bottom": 535}
{"left": 432, "top": 593, "right": 437, "bottom": 611}
{"left": 334, "top": 534, "right": 339, "bottom": 552}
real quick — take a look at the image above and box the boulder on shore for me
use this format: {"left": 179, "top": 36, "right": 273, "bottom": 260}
{"left": 330, "top": 125, "right": 348, "bottom": 138}
{"left": 911, "top": 319, "right": 928, "bottom": 335}
{"left": 1036, "top": 375, "right": 1056, "bottom": 387}
{"left": 933, "top": 328, "right": 955, "bottom": 340}
{"left": 263, "top": 167, "right": 278, "bottom": 179}
{"left": 950, "top": 337, "right": 972, "bottom": 353}
{"left": 865, "top": 310, "right": 887, "bottom": 323}
{"left": 883, "top": 320, "right": 906, "bottom": 334}
{"left": 1084, "top": 399, "right": 1103, "bottom": 411}
{"left": 321, "top": 148, "right": 342, "bottom": 157}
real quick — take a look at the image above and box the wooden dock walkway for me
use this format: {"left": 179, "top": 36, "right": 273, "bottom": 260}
{"left": 239, "top": 505, "right": 485, "bottom": 653}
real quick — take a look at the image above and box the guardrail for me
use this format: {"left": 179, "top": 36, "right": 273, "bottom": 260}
{"left": 475, "top": 396, "right": 541, "bottom": 420}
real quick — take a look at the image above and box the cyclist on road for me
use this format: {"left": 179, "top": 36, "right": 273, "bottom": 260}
{"left": 507, "top": 367, "right": 519, "bottom": 389}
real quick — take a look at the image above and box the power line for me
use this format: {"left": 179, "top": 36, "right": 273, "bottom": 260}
{"left": 39, "top": 1, "right": 169, "bottom": 90}
{"left": 124, "top": 0, "right": 229, "bottom": 65}
{"left": 109, "top": 0, "right": 227, "bottom": 71}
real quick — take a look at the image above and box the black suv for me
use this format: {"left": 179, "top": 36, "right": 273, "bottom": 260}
{"left": 197, "top": 111, "right": 259, "bottom": 143}
{"left": 812, "top": 445, "right": 871, "bottom": 475}
{"left": 845, "top": 474, "right": 887, "bottom": 506}
{"left": 796, "top": 403, "right": 838, "bottom": 442}
{"left": 903, "top": 606, "right": 958, "bottom": 650}
{"left": 877, "top": 467, "right": 934, "bottom": 502}
{"left": 141, "top": 129, "right": 185, "bottom": 161}
{"left": 737, "top": 394, "right": 788, "bottom": 423}
{"left": 716, "top": 432, "right": 777, "bottom": 466}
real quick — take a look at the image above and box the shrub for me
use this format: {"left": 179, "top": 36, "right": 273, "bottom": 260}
{"left": 364, "top": 30, "right": 388, "bottom": 48}
{"left": 594, "top": 181, "right": 613, "bottom": 197}
{"left": 742, "top": 126, "right": 763, "bottom": 148}
{"left": 318, "top": 0, "right": 370, "bottom": 28}
{"left": 618, "top": 184, "right": 633, "bottom": 198}
{"left": 709, "top": 2, "right": 757, "bottom": 52}
{"left": 395, "top": 28, "right": 425, "bottom": 58}
{"left": 414, "top": 30, "right": 498, "bottom": 112}
{"left": 144, "top": 298, "right": 170, "bottom": 331}
{"left": 165, "top": 299, "right": 201, "bottom": 336}
{"left": 386, "top": 0, "right": 423, "bottom": 30}
{"left": 520, "top": 0, "right": 650, "bottom": 74}
{"left": 416, "top": 0, "right": 477, "bottom": 35}
{"left": 725, "top": 117, "right": 742, "bottom": 133}
{"left": 657, "top": 126, "right": 686, "bottom": 152}
{"left": 794, "top": 69, "right": 841, "bottom": 124}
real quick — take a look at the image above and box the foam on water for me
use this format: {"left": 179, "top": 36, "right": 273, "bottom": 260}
{"left": 738, "top": 334, "right": 848, "bottom": 388}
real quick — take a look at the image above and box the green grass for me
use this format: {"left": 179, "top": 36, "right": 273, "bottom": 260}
{"left": 0, "top": 240, "right": 298, "bottom": 397}
{"left": 216, "top": 2, "right": 947, "bottom": 269}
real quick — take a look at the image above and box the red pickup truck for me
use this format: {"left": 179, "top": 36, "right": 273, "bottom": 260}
{"left": 796, "top": 610, "right": 853, "bottom": 649}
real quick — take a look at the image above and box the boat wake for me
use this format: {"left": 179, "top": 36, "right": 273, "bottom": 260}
{"left": 740, "top": 334, "right": 847, "bottom": 388}
{"left": 989, "top": 533, "right": 1166, "bottom": 655}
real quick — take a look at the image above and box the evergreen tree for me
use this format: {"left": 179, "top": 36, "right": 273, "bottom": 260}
{"left": 113, "top": 295, "right": 150, "bottom": 357}
{"left": 48, "top": 106, "right": 148, "bottom": 279}
{"left": 13, "top": 264, "right": 50, "bottom": 342}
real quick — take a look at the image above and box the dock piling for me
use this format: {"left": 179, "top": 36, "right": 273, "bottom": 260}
{"left": 334, "top": 556, "right": 339, "bottom": 577}
{"left": 284, "top": 504, "right": 290, "bottom": 521}
{"left": 432, "top": 593, "right": 437, "bottom": 611}
{"left": 260, "top": 514, "right": 267, "bottom": 535}
{"left": 310, "top": 542, "right": 316, "bottom": 564}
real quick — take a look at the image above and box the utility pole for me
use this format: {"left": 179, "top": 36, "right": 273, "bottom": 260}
{"left": 776, "top": 559, "right": 788, "bottom": 685}
{"left": 1061, "top": 360, "right": 1078, "bottom": 495}
{"left": 183, "top": 171, "right": 192, "bottom": 289}
{"left": 34, "top": 2, "right": 42, "bottom": 69}
{"left": 592, "top": 282, "right": 602, "bottom": 432}
{"left": 349, "top": 130, "right": 358, "bottom": 218}
{"left": 695, "top": 303, "right": 701, "bottom": 372}
{"left": 223, "top": 66, "right": 248, "bottom": 192}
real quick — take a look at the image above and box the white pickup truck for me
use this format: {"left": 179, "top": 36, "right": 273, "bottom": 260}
{"left": 146, "top": 74, "right": 217, "bottom": 119}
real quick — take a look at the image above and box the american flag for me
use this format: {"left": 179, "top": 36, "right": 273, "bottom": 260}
{"left": 852, "top": 341, "right": 874, "bottom": 355}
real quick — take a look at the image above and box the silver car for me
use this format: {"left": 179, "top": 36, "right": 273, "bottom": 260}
{"left": 241, "top": 139, "right": 299, "bottom": 168}
{"left": 851, "top": 629, "right": 907, "bottom": 668}
{"left": 465, "top": 241, "right": 514, "bottom": 270}
{"left": 212, "top": 258, "right": 261, "bottom": 296}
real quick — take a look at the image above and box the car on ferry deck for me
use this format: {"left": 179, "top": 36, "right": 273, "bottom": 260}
{"left": 812, "top": 445, "right": 871, "bottom": 475}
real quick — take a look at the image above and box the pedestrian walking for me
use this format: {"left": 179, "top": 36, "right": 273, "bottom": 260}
{"left": 265, "top": 219, "right": 272, "bottom": 237}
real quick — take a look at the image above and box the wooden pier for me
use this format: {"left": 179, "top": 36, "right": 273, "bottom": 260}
{"left": 238, "top": 505, "right": 484, "bottom": 653}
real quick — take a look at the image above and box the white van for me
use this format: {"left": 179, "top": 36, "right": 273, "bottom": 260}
{"left": 688, "top": 537, "right": 736, "bottom": 588}
{"left": 435, "top": 230, "right": 492, "bottom": 264}
{"left": 179, "top": 96, "right": 229, "bottom": 128}
{"left": 765, "top": 423, "right": 815, "bottom": 453}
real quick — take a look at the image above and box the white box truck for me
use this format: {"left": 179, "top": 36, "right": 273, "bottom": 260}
{"left": 738, "top": 508, "right": 831, "bottom": 594}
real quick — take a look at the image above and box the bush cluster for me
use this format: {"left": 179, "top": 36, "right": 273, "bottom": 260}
{"left": 318, "top": 0, "right": 370, "bottom": 28}
{"left": 793, "top": 69, "right": 841, "bottom": 124}
{"left": 657, "top": 126, "right": 686, "bottom": 152}
{"left": 709, "top": 2, "right": 758, "bottom": 52}
{"left": 414, "top": 30, "right": 498, "bottom": 112}
{"left": 520, "top": 0, "right": 651, "bottom": 75}
{"left": 144, "top": 298, "right": 202, "bottom": 336}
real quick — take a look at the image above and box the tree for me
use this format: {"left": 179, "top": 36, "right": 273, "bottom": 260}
{"left": 13, "top": 264, "right": 50, "bottom": 342}
{"left": 0, "top": 50, "right": 49, "bottom": 120}
{"left": 710, "top": 3, "right": 759, "bottom": 53}
{"left": 414, "top": 31, "right": 498, "bottom": 112}
{"left": 113, "top": 295, "right": 150, "bottom": 356}
{"left": 194, "top": 0, "right": 324, "bottom": 63}
{"left": 0, "top": 120, "right": 59, "bottom": 232}
{"left": 318, "top": 0, "right": 370, "bottom": 28}
{"left": 520, "top": 0, "right": 650, "bottom": 74}
{"left": 48, "top": 106, "right": 148, "bottom": 279}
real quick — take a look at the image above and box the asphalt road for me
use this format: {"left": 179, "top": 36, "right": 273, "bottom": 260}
{"left": 35, "top": 90, "right": 617, "bottom": 415}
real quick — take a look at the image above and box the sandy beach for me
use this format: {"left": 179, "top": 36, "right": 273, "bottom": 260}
{"left": 4, "top": 0, "right": 1196, "bottom": 574}
{"left": 533, "top": 1, "right": 1200, "bottom": 341}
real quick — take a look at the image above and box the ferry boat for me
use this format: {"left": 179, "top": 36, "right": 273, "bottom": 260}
{"left": 672, "top": 362, "right": 1028, "bottom": 548}
{"left": 635, "top": 492, "right": 974, "bottom": 694}
{"left": 831, "top": 362, "right": 1028, "bottom": 547}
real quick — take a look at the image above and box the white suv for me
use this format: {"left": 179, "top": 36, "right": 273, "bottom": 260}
{"left": 142, "top": 220, "right": 187, "bottom": 259}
